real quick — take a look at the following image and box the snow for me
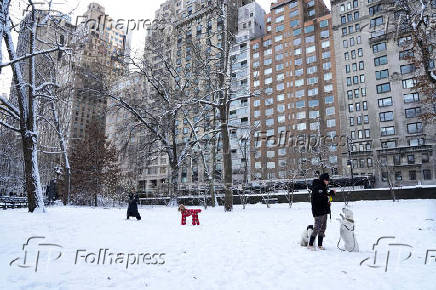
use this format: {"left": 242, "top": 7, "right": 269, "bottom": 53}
{"left": 1, "top": 200, "right": 436, "bottom": 290}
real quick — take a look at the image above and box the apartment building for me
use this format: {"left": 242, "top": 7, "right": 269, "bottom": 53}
{"left": 331, "top": 0, "right": 436, "bottom": 186}
{"left": 250, "top": 0, "right": 341, "bottom": 181}
{"left": 230, "top": 2, "right": 266, "bottom": 184}
{"left": 69, "top": 3, "right": 130, "bottom": 141}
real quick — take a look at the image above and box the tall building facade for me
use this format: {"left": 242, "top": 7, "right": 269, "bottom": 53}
{"left": 331, "top": 0, "right": 436, "bottom": 186}
{"left": 230, "top": 2, "right": 265, "bottom": 184}
{"left": 250, "top": 0, "right": 341, "bottom": 181}
{"left": 69, "top": 2, "right": 130, "bottom": 141}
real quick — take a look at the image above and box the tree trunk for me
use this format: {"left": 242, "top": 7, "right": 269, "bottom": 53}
{"left": 211, "top": 133, "right": 217, "bottom": 207}
{"left": 220, "top": 115, "right": 233, "bottom": 212}
{"left": 21, "top": 132, "right": 44, "bottom": 212}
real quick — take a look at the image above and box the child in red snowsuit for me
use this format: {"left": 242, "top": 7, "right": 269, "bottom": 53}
{"left": 178, "top": 204, "right": 201, "bottom": 225}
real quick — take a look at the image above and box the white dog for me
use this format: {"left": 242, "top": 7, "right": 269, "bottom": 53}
{"left": 300, "top": 225, "right": 314, "bottom": 247}
{"left": 337, "top": 207, "right": 359, "bottom": 252}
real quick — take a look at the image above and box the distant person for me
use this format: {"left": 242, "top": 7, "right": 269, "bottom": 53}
{"left": 127, "top": 194, "right": 141, "bottom": 220}
{"left": 308, "top": 173, "right": 335, "bottom": 250}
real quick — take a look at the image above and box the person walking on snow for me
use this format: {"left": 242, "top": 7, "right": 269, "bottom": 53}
{"left": 308, "top": 173, "right": 335, "bottom": 250}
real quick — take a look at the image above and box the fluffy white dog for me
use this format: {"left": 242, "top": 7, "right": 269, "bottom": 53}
{"left": 300, "top": 225, "right": 314, "bottom": 247}
{"left": 337, "top": 207, "right": 359, "bottom": 252}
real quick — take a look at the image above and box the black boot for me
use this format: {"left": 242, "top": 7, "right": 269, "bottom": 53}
{"left": 318, "top": 236, "right": 324, "bottom": 247}
{"left": 309, "top": 235, "right": 316, "bottom": 246}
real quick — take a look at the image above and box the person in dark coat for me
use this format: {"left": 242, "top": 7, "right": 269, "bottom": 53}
{"left": 308, "top": 173, "right": 335, "bottom": 250}
{"left": 127, "top": 194, "right": 141, "bottom": 220}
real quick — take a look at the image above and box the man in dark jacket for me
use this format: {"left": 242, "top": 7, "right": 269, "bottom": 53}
{"left": 308, "top": 173, "right": 335, "bottom": 250}
{"left": 127, "top": 194, "right": 141, "bottom": 220}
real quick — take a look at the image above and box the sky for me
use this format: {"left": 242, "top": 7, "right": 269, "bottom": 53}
{"left": 0, "top": 0, "right": 331, "bottom": 94}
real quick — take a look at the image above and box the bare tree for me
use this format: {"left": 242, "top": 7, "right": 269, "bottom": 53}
{"left": 0, "top": 1, "right": 70, "bottom": 212}
{"left": 387, "top": 0, "right": 436, "bottom": 122}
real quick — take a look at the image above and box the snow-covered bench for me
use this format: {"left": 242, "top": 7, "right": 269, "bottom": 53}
{"left": 0, "top": 196, "right": 27, "bottom": 209}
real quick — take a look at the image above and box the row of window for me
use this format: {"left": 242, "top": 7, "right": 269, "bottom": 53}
{"left": 348, "top": 101, "right": 368, "bottom": 112}
{"left": 380, "top": 122, "right": 423, "bottom": 136}
{"left": 343, "top": 35, "right": 362, "bottom": 48}
{"left": 349, "top": 115, "right": 369, "bottom": 126}
{"left": 382, "top": 170, "right": 433, "bottom": 182}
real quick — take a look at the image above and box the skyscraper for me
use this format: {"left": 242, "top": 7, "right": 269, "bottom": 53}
{"left": 250, "top": 0, "right": 341, "bottom": 181}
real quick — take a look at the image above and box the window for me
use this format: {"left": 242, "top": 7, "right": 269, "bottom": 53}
{"left": 355, "top": 102, "right": 361, "bottom": 111}
{"left": 296, "top": 100, "right": 305, "bottom": 108}
{"left": 377, "top": 83, "right": 391, "bottom": 94}
{"left": 322, "top": 51, "right": 331, "bottom": 59}
{"left": 376, "top": 69, "right": 389, "bottom": 80}
{"left": 354, "top": 89, "right": 359, "bottom": 98}
{"left": 349, "top": 117, "right": 355, "bottom": 126}
{"left": 353, "top": 76, "right": 359, "bottom": 84}
{"left": 320, "top": 30, "right": 329, "bottom": 38}
{"left": 354, "top": 11, "right": 359, "bottom": 20}
{"left": 304, "top": 25, "right": 314, "bottom": 33}
{"left": 404, "top": 93, "right": 420, "bottom": 103}
{"left": 359, "top": 61, "right": 364, "bottom": 70}
{"left": 307, "top": 55, "right": 317, "bottom": 64}
{"left": 409, "top": 137, "right": 424, "bottom": 146}
{"left": 293, "top": 28, "right": 302, "bottom": 36}
{"left": 407, "top": 122, "right": 423, "bottom": 134}
{"left": 395, "top": 172, "right": 402, "bottom": 181}
{"left": 326, "top": 107, "right": 335, "bottom": 116}
{"left": 325, "top": 95, "right": 334, "bottom": 104}
{"left": 322, "top": 41, "right": 330, "bottom": 49}
{"left": 276, "top": 25, "right": 284, "bottom": 32}
{"left": 306, "top": 45, "right": 316, "bottom": 54}
{"left": 402, "top": 78, "right": 416, "bottom": 89}
{"left": 290, "top": 19, "right": 299, "bottom": 28}
{"left": 400, "top": 64, "right": 415, "bottom": 75}
{"left": 423, "top": 170, "right": 432, "bottom": 180}
{"left": 370, "top": 16, "right": 384, "bottom": 27}
{"left": 408, "top": 154, "right": 415, "bottom": 164}
{"left": 382, "top": 140, "right": 396, "bottom": 149}
{"left": 405, "top": 107, "right": 421, "bottom": 118}
{"left": 275, "top": 15, "right": 285, "bottom": 23}
{"left": 306, "top": 35, "right": 315, "bottom": 43}
{"left": 379, "top": 111, "right": 394, "bottom": 122}
{"left": 378, "top": 97, "right": 392, "bottom": 107}
{"left": 289, "top": 9, "right": 299, "bottom": 18}
{"left": 326, "top": 119, "right": 336, "bottom": 128}
{"left": 408, "top": 170, "right": 417, "bottom": 181}
{"left": 399, "top": 49, "right": 414, "bottom": 60}
{"left": 363, "top": 101, "right": 368, "bottom": 110}
{"left": 374, "top": 55, "right": 388, "bottom": 66}
{"left": 320, "top": 19, "right": 328, "bottom": 27}
{"left": 369, "top": 4, "right": 381, "bottom": 16}
{"left": 342, "top": 27, "right": 348, "bottom": 36}
{"left": 343, "top": 40, "right": 348, "bottom": 48}
{"left": 381, "top": 126, "right": 395, "bottom": 136}
{"left": 309, "top": 100, "right": 319, "bottom": 107}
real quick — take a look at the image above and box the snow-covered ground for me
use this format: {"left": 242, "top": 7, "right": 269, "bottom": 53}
{"left": 1, "top": 200, "right": 436, "bottom": 290}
